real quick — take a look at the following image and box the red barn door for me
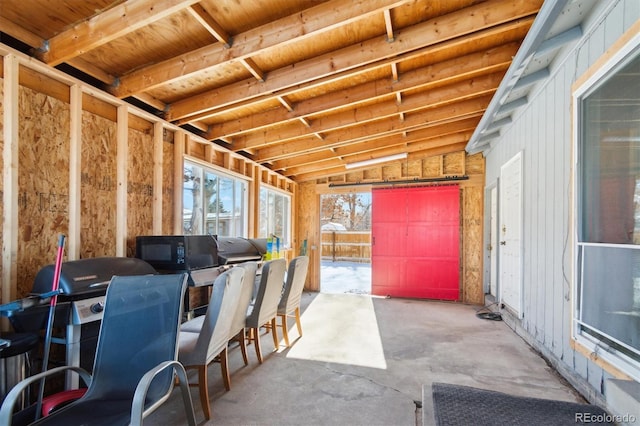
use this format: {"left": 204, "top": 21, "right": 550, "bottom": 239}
{"left": 371, "top": 185, "right": 460, "bottom": 300}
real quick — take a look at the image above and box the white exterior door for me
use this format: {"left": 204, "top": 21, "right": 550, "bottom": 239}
{"left": 489, "top": 186, "right": 498, "bottom": 297}
{"left": 499, "top": 152, "right": 523, "bottom": 317}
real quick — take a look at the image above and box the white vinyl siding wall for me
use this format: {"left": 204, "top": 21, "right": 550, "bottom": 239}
{"left": 484, "top": 0, "right": 640, "bottom": 399}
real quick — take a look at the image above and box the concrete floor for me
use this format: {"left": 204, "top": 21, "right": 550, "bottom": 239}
{"left": 146, "top": 289, "right": 586, "bottom": 425}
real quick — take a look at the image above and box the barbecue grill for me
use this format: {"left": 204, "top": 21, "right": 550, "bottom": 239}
{"left": 135, "top": 235, "right": 266, "bottom": 318}
{"left": 11, "top": 257, "right": 156, "bottom": 389}
{"left": 216, "top": 237, "right": 266, "bottom": 264}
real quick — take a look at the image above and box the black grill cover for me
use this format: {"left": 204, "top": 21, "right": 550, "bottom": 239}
{"left": 217, "top": 237, "right": 266, "bottom": 264}
{"left": 31, "top": 257, "right": 157, "bottom": 298}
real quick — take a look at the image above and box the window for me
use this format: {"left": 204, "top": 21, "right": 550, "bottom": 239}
{"left": 259, "top": 187, "right": 291, "bottom": 247}
{"left": 183, "top": 161, "right": 247, "bottom": 237}
{"left": 574, "top": 35, "right": 640, "bottom": 379}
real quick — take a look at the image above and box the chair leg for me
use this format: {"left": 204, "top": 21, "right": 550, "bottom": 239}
{"left": 270, "top": 317, "right": 279, "bottom": 349}
{"left": 237, "top": 330, "right": 249, "bottom": 366}
{"left": 251, "top": 327, "right": 264, "bottom": 364}
{"left": 295, "top": 307, "right": 303, "bottom": 337}
{"left": 197, "top": 364, "right": 211, "bottom": 420}
{"left": 279, "top": 313, "right": 290, "bottom": 347}
{"left": 220, "top": 347, "right": 231, "bottom": 391}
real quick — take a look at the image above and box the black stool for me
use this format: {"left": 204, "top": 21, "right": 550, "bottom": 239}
{"left": 0, "top": 332, "right": 39, "bottom": 409}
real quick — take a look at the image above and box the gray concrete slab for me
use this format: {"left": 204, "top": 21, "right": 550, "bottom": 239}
{"left": 146, "top": 292, "right": 585, "bottom": 425}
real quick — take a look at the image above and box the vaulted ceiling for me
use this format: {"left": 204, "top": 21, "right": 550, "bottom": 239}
{"left": 0, "top": 0, "right": 543, "bottom": 182}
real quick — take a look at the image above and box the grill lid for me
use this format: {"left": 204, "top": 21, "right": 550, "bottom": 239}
{"left": 32, "top": 257, "right": 157, "bottom": 298}
{"left": 216, "top": 237, "right": 266, "bottom": 264}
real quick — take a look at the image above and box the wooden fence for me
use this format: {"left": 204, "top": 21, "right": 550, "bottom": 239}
{"left": 321, "top": 231, "right": 371, "bottom": 262}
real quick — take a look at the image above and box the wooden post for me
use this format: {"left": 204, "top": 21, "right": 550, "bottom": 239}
{"left": 2, "top": 54, "right": 19, "bottom": 310}
{"left": 153, "top": 122, "right": 164, "bottom": 234}
{"left": 68, "top": 84, "right": 82, "bottom": 260}
{"left": 115, "top": 105, "right": 128, "bottom": 256}
{"left": 173, "top": 131, "right": 185, "bottom": 235}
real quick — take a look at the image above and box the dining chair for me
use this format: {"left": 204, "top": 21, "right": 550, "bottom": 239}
{"left": 228, "top": 262, "right": 258, "bottom": 367}
{"left": 245, "top": 258, "right": 286, "bottom": 364}
{"left": 0, "top": 273, "right": 196, "bottom": 426}
{"left": 277, "top": 256, "right": 310, "bottom": 347}
{"left": 177, "top": 267, "right": 244, "bottom": 421}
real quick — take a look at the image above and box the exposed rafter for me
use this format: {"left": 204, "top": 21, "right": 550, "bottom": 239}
{"left": 188, "top": 4, "right": 233, "bottom": 47}
{"left": 1, "top": 0, "right": 543, "bottom": 182}
{"left": 166, "top": 0, "right": 539, "bottom": 122}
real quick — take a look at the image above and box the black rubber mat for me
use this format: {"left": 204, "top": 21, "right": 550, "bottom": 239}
{"left": 431, "top": 382, "right": 614, "bottom": 426}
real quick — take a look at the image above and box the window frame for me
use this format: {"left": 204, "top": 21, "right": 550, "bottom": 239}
{"left": 182, "top": 157, "right": 249, "bottom": 238}
{"left": 258, "top": 185, "right": 292, "bottom": 248}
{"left": 572, "top": 31, "right": 640, "bottom": 380}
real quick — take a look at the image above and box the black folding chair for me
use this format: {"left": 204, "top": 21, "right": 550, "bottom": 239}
{"left": 0, "top": 273, "right": 196, "bottom": 426}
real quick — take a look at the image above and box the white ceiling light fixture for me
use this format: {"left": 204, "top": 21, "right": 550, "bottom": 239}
{"left": 345, "top": 152, "right": 408, "bottom": 170}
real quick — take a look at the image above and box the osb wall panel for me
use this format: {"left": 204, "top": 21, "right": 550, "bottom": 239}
{"left": 363, "top": 168, "right": 381, "bottom": 181}
{"left": 407, "top": 159, "right": 422, "bottom": 177}
{"left": 462, "top": 185, "right": 483, "bottom": 304}
{"left": 162, "top": 138, "right": 174, "bottom": 234}
{"left": 443, "top": 151, "right": 465, "bottom": 175}
{"left": 382, "top": 163, "right": 403, "bottom": 180}
{"left": 17, "top": 87, "right": 70, "bottom": 298}
{"left": 81, "top": 110, "right": 117, "bottom": 259}
{"left": 126, "top": 126, "right": 154, "bottom": 257}
{"left": 423, "top": 157, "right": 442, "bottom": 177}
{"left": 466, "top": 152, "right": 485, "bottom": 174}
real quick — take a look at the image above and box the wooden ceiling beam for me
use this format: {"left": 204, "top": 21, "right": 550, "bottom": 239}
{"left": 334, "top": 119, "right": 477, "bottom": 156}
{"left": 254, "top": 95, "right": 491, "bottom": 162}
{"left": 276, "top": 129, "right": 475, "bottom": 172}
{"left": 67, "top": 58, "right": 117, "bottom": 85}
{"left": 178, "top": 21, "right": 529, "bottom": 125}
{"left": 206, "top": 42, "right": 518, "bottom": 139}
{"left": 384, "top": 9, "right": 395, "bottom": 42}
{"left": 277, "top": 96, "right": 294, "bottom": 112}
{"left": 240, "top": 58, "right": 265, "bottom": 82}
{"left": 188, "top": 4, "right": 232, "bottom": 47}
{"left": 291, "top": 143, "right": 469, "bottom": 182}
{"left": 286, "top": 134, "right": 469, "bottom": 176}
{"left": 38, "top": 0, "right": 202, "bottom": 66}
{"left": 0, "top": 15, "right": 43, "bottom": 48}
{"left": 166, "top": 0, "right": 539, "bottom": 121}
{"left": 0, "top": 17, "right": 117, "bottom": 87}
{"left": 231, "top": 71, "right": 503, "bottom": 150}
{"left": 391, "top": 62, "right": 399, "bottom": 82}
{"left": 112, "top": 0, "right": 412, "bottom": 98}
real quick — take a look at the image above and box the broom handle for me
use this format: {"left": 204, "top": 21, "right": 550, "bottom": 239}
{"left": 35, "top": 234, "right": 66, "bottom": 421}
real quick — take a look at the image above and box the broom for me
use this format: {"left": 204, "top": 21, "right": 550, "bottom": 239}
{"left": 34, "top": 234, "right": 66, "bottom": 420}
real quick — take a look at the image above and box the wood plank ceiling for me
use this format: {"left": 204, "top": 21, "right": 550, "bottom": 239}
{"left": 0, "top": 0, "right": 542, "bottom": 182}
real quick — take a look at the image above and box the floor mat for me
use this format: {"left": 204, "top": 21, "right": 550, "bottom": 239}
{"left": 430, "top": 382, "right": 613, "bottom": 426}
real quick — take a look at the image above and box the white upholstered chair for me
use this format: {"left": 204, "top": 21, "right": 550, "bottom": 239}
{"left": 245, "top": 258, "right": 286, "bottom": 363}
{"left": 177, "top": 267, "right": 244, "bottom": 420}
{"left": 228, "top": 262, "right": 258, "bottom": 366}
{"left": 277, "top": 255, "right": 309, "bottom": 347}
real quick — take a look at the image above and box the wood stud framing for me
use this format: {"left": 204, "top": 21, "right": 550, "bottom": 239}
{"left": 0, "top": 0, "right": 544, "bottom": 304}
